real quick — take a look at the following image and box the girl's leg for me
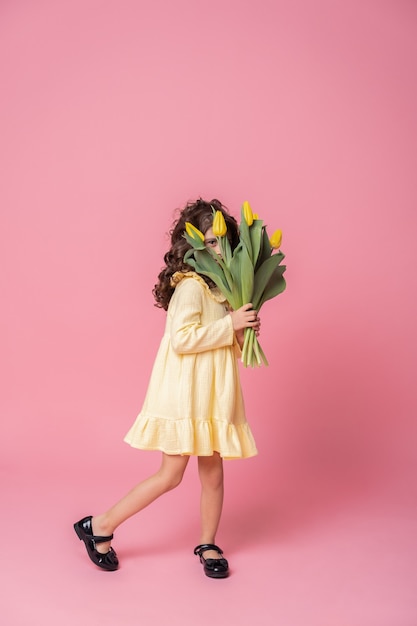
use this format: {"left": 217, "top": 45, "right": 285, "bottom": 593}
{"left": 197, "top": 452, "right": 224, "bottom": 559}
{"left": 92, "top": 453, "right": 189, "bottom": 553}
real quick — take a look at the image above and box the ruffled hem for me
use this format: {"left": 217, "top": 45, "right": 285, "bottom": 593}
{"left": 170, "top": 271, "right": 227, "bottom": 304}
{"left": 124, "top": 414, "right": 258, "bottom": 460}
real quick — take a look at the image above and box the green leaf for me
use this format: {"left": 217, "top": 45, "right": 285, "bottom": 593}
{"left": 193, "top": 249, "right": 231, "bottom": 295}
{"left": 257, "top": 267, "right": 286, "bottom": 309}
{"left": 239, "top": 207, "right": 253, "bottom": 261}
{"left": 249, "top": 219, "right": 263, "bottom": 266}
{"left": 184, "top": 253, "right": 196, "bottom": 268}
{"left": 254, "top": 227, "right": 272, "bottom": 272}
{"left": 251, "top": 253, "right": 286, "bottom": 309}
{"left": 183, "top": 231, "right": 206, "bottom": 250}
{"left": 183, "top": 249, "right": 195, "bottom": 264}
{"left": 219, "top": 234, "right": 232, "bottom": 265}
{"left": 205, "top": 248, "right": 236, "bottom": 295}
{"left": 240, "top": 243, "right": 254, "bottom": 303}
{"left": 227, "top": 246, "right": 243, "bottom": 308}
{"left": 228, "top": 243, "right": 241, "bottom": 279}
{"left": 227, "top": 243, "right": 253, "bottom": 306}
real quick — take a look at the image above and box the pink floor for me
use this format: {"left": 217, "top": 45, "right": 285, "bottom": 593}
{"left": 2, "top": 460, "right": 416, "bottom": 626}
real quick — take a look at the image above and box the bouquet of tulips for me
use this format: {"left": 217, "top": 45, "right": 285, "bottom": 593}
{"left": 183, "top": 201, "right": 286, "bottom": 367}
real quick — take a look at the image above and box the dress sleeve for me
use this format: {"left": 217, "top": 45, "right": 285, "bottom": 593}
{"left": 233, "top": 336, "right": 242, "bottom": 359}
{"left": 169, "top": 279, "right": 235, "bottom": 354}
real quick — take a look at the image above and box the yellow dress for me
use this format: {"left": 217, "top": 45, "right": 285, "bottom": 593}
{"left": 124, "top": 271, "right": 258, "bottom": 459}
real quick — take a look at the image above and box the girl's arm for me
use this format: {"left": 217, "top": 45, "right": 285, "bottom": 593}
{"left": 170, "top": 279, "right": 259, "bottom": 355}
{"left": 170, "top": 279, "right": 236, "bottom": 354}
{"left": 229, "top": 304, "right": 259, "bottom": 347}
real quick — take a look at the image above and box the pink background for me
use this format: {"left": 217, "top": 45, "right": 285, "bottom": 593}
{"left": 1, "top": 1, "right": 416, "bottom": 624}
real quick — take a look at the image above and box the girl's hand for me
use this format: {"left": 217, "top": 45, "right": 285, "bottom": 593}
{"left": 230, "top": 303, "right": 261, "bottom": 346}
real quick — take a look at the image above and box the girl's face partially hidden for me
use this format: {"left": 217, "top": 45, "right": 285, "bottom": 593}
{"left": 204, "top": 227, "right": 221, "bottom": 256}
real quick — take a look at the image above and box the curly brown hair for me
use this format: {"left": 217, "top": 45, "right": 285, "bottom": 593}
{"left": 153, "top": 198, "right": 240, "bottom": 310}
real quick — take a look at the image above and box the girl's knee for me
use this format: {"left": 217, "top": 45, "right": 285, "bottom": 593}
{"left": 167, "top": 471, "right": 184, "bottom": 490}
{"left": 157, "top": 455, "right": 188, "bottom": 491}
{"left": 198, "top": 456, "right": 224, "bottom": 489}
{"left": 155, "top": 469, "right": 183, "bottom": 492}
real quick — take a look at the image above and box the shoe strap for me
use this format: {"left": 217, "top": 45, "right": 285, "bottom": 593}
{"left": 194, "top": 544, "right": 223, "bottom": 556}
{"left": 93, "top": 534, "right": 114, "bottom": 544}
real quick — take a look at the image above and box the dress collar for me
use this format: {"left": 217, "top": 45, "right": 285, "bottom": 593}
{"left": 171, "top": 271, "right": 227, "bottom": 304}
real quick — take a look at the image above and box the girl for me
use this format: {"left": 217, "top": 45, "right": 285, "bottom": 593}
{"left": 74, "top": 198, "right": 260, "bottom": 578}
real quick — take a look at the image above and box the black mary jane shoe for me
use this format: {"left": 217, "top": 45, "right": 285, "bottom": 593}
{"left": 194, "top": 544, "right": 229, "bottom": 579}
{"left": 74, "top": 516, "right": 119, "bottom": 571}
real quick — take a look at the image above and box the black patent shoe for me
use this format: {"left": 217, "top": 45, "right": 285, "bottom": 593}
{"left": 74, "top": 516, "right": 119, "bottom": 571}
{"left": 194, "top": 544, "right": 229, "bottom": 578}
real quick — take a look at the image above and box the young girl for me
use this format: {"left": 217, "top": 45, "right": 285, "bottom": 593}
{"left": 74, "top": 198, "right": 260, "bottom": 578}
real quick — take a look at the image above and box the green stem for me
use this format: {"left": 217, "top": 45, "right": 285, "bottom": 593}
{"left": 258, "top": 340, "right": 269, "bottom": 366}
{"left": 244, "top": 327, "right": 255, "bottom": 368}
{"left": 253, "top": 335, "right": 262, "bottom": 366}
{"left": 248, "top": 328, "right": 253, "bottom": 367}
{"left": 241, "top": 329, "right": 247, "bottom": 367}
{"left": 241, "top": 328, "right": 250, "bottom": 366}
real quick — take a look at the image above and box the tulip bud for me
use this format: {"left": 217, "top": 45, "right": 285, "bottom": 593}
{"left": 212, "top": 211, "right": 227, "bottom": 237}
{"left": 269, "top": 229, "right": 282, "bottom": 249}
{"left": 253, "top": 213, "right": 259, "bottom": 220}
{"left": 185, "top": 222, "right": 205, "bottom": 241}
{"left": 243, "top": 201, "right": 254, "bottom": 226}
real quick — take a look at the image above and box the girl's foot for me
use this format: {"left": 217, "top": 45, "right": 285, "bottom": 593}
{"left": 91, "top": 515, "right": 113, "bottom": 554}
{"left": 199, "top": 548, "right": 222, "bottom": 559}
{"left": 194, "top": 544, "right": 229, "bottom": 578}
{"left": 73, "top": 515, "right": 119, "bottom": 571}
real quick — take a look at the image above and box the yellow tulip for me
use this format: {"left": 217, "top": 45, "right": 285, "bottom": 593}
{"left": 269, "top": 229, "right": 282, "bottom": 249}
{"left": 212, "top": 210, "right": 227, "bottom": 237}
{"left": 243, "top": 200, "right": 254, "bottom": 226}
{"left": 253, "top": 213, "right": 259, "bottom": 220}
{"left": 185, "top": 222, "right": 204, "bottom": 241}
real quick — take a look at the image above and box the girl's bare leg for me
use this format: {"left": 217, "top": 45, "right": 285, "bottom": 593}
{"left": 92, "top": 453, "right": 190, "bottom": 553}
{"left": 197, "top": 452, "right": 224, "bottom": 559}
